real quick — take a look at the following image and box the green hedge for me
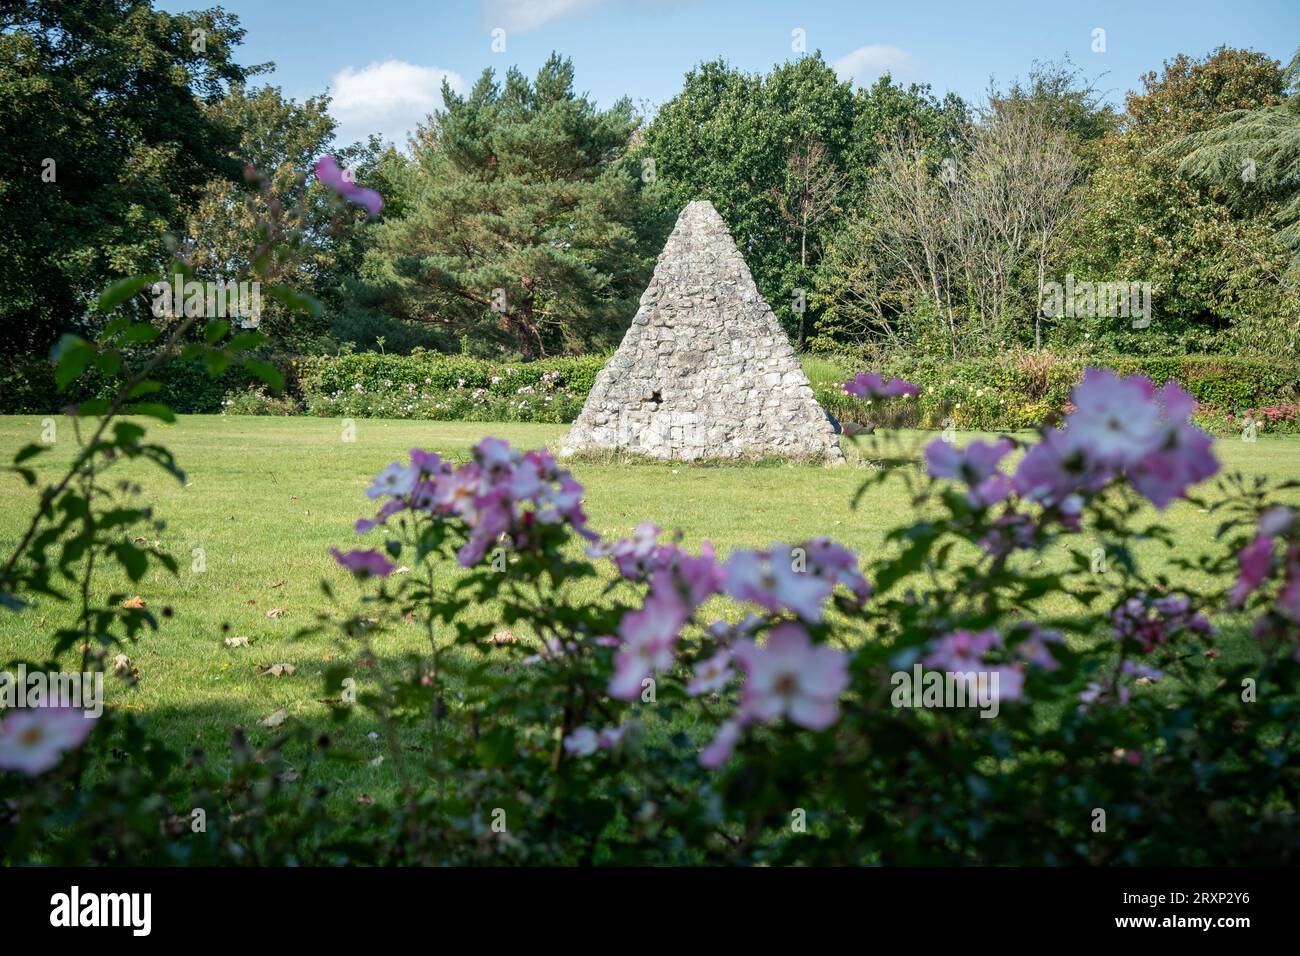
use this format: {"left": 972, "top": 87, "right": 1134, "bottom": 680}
{"left": 296, "top": 350, "right": 606, "bottom": 399}
{"left": 0, "top": 353, "right": 240, "bottom": 414}
{"left": 6, "top": 345, "right": 1299, "bottom": 434}
{"left": 293, "top": 351, "right": 606, "bottom": 421}
{"left": 815, "top": 353, "right": 1300, "bottom": 434}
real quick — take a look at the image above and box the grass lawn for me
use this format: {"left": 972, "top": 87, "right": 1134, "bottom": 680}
{"left": 2, "top": 414, "right": 1298, "bottom": 804}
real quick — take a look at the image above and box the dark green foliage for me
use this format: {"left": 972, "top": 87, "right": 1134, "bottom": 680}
{"left": 644, "top": 54, "right": 967, "bottom": 342}
{"left": 349, "top": 54, "right": 656, "bottom": 358}
{"left": 1157, "top": 47, "right": 1300, "bottom": 260}
{"left": 0, "top": 0, "right": 250, "bottom": 352}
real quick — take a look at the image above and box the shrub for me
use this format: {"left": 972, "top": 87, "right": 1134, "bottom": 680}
{"left": 299, "top": 350, "right": 606, "bottom": 398}
{"left": 222, "top": 386, "right": 301, "bottom": 416}
{"left": 5, "top": 350, "right": 1300, "bottom": 865}
{"left": 817, "top": 351, "right": 1300, "bottom": 434}
{"left": 0, "top": 354, "right": 58, "bottom": 413}
{"left": 298, "top": 351, "right": 605, "bottom": 423}
{"left": 292, "top": 368, "right": 1300, "bottom": 865}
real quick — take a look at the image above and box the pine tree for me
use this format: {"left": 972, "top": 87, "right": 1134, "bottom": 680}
{"left": 362, "top": 55, "right": 652, "bottom": 357}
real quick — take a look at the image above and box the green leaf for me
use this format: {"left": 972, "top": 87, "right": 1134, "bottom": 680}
{"left": 128, "top": 380, "right": 163, "bottom": 398}
{"left": 96, "top": 274, "right": 160, "bottom": 313}
{"left": 13, "top": 443, "right": 46, "bottom": 465}
{"left": 93, "top": 351, "right": 122, "bottom": 376}
{"left": 264, "top": 284, "right": 323, "bottom": 317}
{"left": 99, "top": 315, "right": 133, "bottom": 338}
{"left": 52, "top": 335, "right": 95, "bottom": 391}
{"left": 117, "top": 323, "right": 162, "bottom": 346}
{"left": 476, "top": 726, "right": 518, "bottom": 768}
{"left": 243, "top": 358, "right": 283, "bottom": 391}
{"left": 113, "top": 542, "right": 148, "bottom": 581}
{"left": 226, "top": 331, "right": 266, "bottom": 353}
{"left": 113, "top": 421, "right": 146, "bottom": 445}
{"left": 124, "top": 402, "right": 176, "bottom": 423}
{"left": 201, "top": 352, "right": 231, "bottom": 377}
{"left": 74, "top": 398, "right": 110, "bottom": 417}
{"left": 204, "top": 319, "right": 230, "bottom": 344}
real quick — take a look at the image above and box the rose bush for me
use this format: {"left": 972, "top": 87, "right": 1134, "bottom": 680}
{"left": 3, "top": 161, "right": 1298, "bottom": 863}
{"left": 289, "top": 365, "right": 1300, "bottom": 864}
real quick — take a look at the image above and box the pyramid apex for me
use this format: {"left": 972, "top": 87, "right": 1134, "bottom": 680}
{"left": 681, "top": 198, "right": 723, "bottom": 220}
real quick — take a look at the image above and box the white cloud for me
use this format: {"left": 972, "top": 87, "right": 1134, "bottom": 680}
{"left": 485, "top": 0, "right": 602, "bottom": 32}
{"left": 832, "top": 45, "right": 915, "bottom": 87}
{"left": 329, "top": 60, "right": 466, "bottom": 148}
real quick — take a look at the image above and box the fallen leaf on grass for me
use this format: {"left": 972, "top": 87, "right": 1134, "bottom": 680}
{"left": 223, "top": 636, "right": 252, "bottom": 648}
{"left": 268, "top": 579, "right": 286, "bottom": 589}
{"left": 258, "top": 662, "right": 297, "bottom": 677}
{"left": 122, "top": 596, "right": 146, "bottom": 609}
{"left": 266, "top": 607, "right": 287, "bottom": 619}
{"left": 260, "top": 708, "right": 288, "bottom": 728}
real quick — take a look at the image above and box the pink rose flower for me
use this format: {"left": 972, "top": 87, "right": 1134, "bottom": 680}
{"left": 1067, "top": 368, "right": 1163, "bottom": 467}
{"left": 563, "top": 727, "right": 599, "bottom": 757}
{"left": 844, "top": 371, "right": 920, "bottom": 400}
{"left": 699, "top": 719, "right": 742, "bottom": 769}
{"left": 924, "top": 629, "right": 1003, "bottom": 671}
{"left": 802, "top": 538, "right": 873, "bottom": 605}
{"left": 1231, "top": 535, "right": 1275, "bottom": 606}
{"left": 367, "top": 461, "right": 418, "bottom": 499}
{"left": 687, "top": 649, "right": 734, "bottom": 696}
{"left": 724, "top": 546, "right": 833, "bottom": 622}
{"left": 925, "top": 437, "right": 1013, "bottom": 484}
{"left": 1258, "top": 506, "right": 1295, "bottom": 539}
{"left": 609, "top": 579, "right": 688, "bottom": 699}
{"left": 314, "top": 154, "right": 383, "bottom": 218}
{"left": 330, "top": 547, "right": 396, "bottom": 578}
{"left": 734, "top": 623, "right": 849, "bottom": 731}
{"left": 0, "top": 708, "right": 96, "bottom": 776}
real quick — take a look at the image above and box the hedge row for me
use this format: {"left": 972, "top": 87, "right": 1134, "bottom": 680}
{"left": 0, "top": 352, "right": 241, "bottom": 414}
{"left": 816, "top": 353, "right": 1300, "bottom": 435}
{"left": 295, "top": 350, "right": 607, "bottom": 402}
{"left": 5, "top": 347, "right": 1299, "bottom": 436}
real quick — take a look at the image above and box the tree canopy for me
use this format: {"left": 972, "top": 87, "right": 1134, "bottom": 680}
{"left": 0, "top": 0, "right": 250, "bottom": 351}
{"left": 349, "top": 54, "right": 654, "bottom": 358}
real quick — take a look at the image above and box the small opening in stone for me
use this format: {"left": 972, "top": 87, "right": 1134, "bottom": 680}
{"left": 650, "top": 390, "right": 662, "bottom": 405}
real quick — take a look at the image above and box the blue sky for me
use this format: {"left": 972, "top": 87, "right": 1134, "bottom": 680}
{"left": 158, "top": 0, "right": 1299, "bottom": 148}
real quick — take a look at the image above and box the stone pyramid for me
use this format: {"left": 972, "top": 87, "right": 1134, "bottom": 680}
{"left": 561, "top": 200, "right": 843, "bottom": 463}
